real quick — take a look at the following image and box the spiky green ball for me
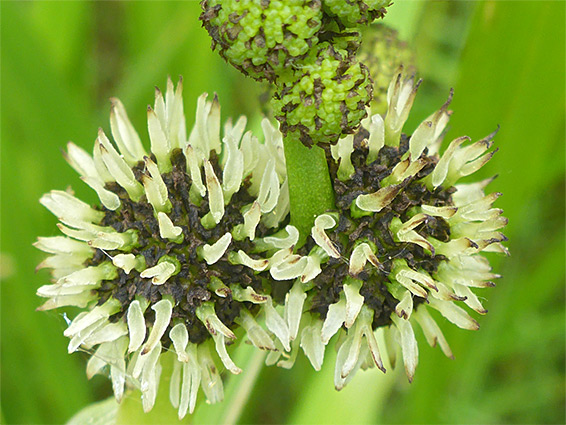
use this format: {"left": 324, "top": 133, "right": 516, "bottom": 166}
{"left": 271, "top": 43, "right": 373, "bottom": 146}
{"left": 322, "top": 0, "right": 390, "bottom": 27}
{"left": 200, "top": 0, "right": 323, "bottom": 82}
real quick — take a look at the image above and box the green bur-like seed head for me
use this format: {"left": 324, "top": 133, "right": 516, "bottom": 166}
{"left": 200, "top": 0, "right": 323, "bottom": 82}
{"left": 271, "top": 42, "right": 373, "bottom": 147}
{"left": 323, "top": 0, "right": 390, "bottom": 27}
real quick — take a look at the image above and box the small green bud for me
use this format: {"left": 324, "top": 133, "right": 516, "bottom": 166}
{"left": 200, "top": 0, "right": 324, "bottom": 82}
{"left": 322, "top": 0, "right": 390, "bottom": 27}
{"left": 271, "top": 42, "right": 373, "bottom": 146}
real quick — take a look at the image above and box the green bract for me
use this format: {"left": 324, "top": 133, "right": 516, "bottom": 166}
{"left": 271, "top": 43, "right": 373, "bottom": 146}
{"left": 200, "top": 0, "right": 323, "bottom": 82}
{"left": 323, "top": 0, "right": 390, "bottom": 27}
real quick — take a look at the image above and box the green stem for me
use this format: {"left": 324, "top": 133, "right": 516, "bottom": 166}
{"left": 283, "top": 135, "right": 335, "bottom": 246}
{"left": 219, "top": 349, "right": 266, "bottom": 425}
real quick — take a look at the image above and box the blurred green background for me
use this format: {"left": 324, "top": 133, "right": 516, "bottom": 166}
{"left": 1, "top": 1, "right": 564, "bottom": 424}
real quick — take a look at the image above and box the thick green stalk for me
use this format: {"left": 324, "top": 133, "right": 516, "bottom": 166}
{"left": 283, "top": 135, "right": 335, "bottom": 246}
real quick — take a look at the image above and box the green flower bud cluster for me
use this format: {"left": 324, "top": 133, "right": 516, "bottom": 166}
{"left": 200, "top": 0, "right": 323, "bottom": 82}
{"left": 200, "top": 0, "right": 392, "bottom": 146}
{"left": 358, "top": 24, "right": 415, "bottom": 114}
{"left": 271, "top": 42, "right": 372, "bottom": 146}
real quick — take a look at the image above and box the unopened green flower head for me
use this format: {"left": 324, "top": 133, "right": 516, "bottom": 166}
{"left": 323, "top": 0, "right": 390, "bottom": 27}
{"left": 200, "top": 0, "right": 323, "bottom": 82}
{"left": 35, "top": 78, "right": 307, "bottom": 418}
{"left": 358, "top": 23, "right": 415, "bottom": 114}
{"left": 263, "top": 68, "right": 508, "bottom": 387}
{"left": 271, "top": 42, "right": 373, "bottom": 147}
{"left": 200, "top": 0, "right": 393, "bottom": 146}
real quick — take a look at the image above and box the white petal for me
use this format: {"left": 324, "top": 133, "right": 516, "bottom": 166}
{"left": 300, "top": 319, "right": 325, "bottom": 371}
{"left": 64, "top": 299, "right": 120, "bottom": 337}
{"left": 431, "top": 136, "right": 468, "bottom": 188}
{"left": 110, "top": 98, "right": 146, "bottom": 164}
{"left": 321, "top": 297, "right": 347, "bottom": 344}
{"left": 270, "top": 255, "right": 308, "bottom": 281}
{"left": 196, "top": 302, "right": 236, "bottom": 340}
{"left": 263, "top": 225, "right": 300, "bottom": 249}
{"left": 184, "top": 144, "right": 206, "bottom": 197}
{"left": 140, "top": 261, "right": 177, "bottom": 285}
{"left": 221, "top": 134, "right": 244, "bottom": 201}
{"left": 240, "top": 201, "right": 261, "bottom": 240}
{"left": 236, "top": 310, "right": 276, "bottom": 351}
{"left": 212, "top": 333, "right": 242, "bottom": 374}
{"left": 40, "top": 190, "right": 105, "bottom": 228}
{"left": 140, "top": 299, "right": 173, "bottom": 355}
{"left": 344, "top": 279, "right": 364, "bottom": 328}
{"left": 311, "top": 214, "right": 340, "bottom": 258}
{"left": 285, "top": 280, "right": 307, "bottom": 340}
{"left": 204, "top": 160, "right": 224, "bottom": 224}
{"left": 127, "top": 300, "right": 146, "bottom": 353}
{"left": 170, "top": 323, "right": 190, "bottom": 363}
{"left": 264, "top": 298, "right": 290, "bottom": 351}
{"left": 331, "top": 135, "right": 355, "bottom": 180}
{"left": 257, "top": 159, "right": 280, "bottom": 213}
{"left": 147, "top": 106, "right": 171, "bottom": 172}
{"left": 142, "top": 157, "right": 170, "bottom": 213}
{"left": 230, "top": 250, "right": 269, "bottom": 272}
{"left": 349, "top": 243, "right": 380, "bottom": 276}
{"left": 97, "top": 130, "right": 144, "bottom": 200}
{"left": 201, "top": 232, "right": 232, "bottom": 265}
{"left": 157, "top": 212, "right": 183, "bottom": 241}
{"left": 356, "top": 184, "right": 402, "bottom": 213}
{"left": 179, "top": 344, "right": 201, "bottom": 418}
{"left": 367, "top": 114, "right": 385, "bottom": 163}
{"left": 198, "top": 344, "right": 224, "bottom": 404}
{"left": 391, "top": 314, "right": 418, "bottom": 382}
{"left": 34, "top": 236, "right": 92, "bottom": 256}
{"left": 428, "top": 297, "right": 479, "bottom": 330}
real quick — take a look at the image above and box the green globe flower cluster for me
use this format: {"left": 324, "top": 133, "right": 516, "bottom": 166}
{"left": 200, "top": 0, "right": 323, "bottom": 82}
{"left": 271, "top": 42, "right": 373, "bottom": 146}
{"left": 200, "top": 0, "right": 392, "bottom": 146}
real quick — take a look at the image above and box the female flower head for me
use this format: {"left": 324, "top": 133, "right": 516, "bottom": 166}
{"left": 267, "top": 68, "right": 508, "bottom": 388}
{"left": 35, "top": 78, "right": 298, "bottom": 418}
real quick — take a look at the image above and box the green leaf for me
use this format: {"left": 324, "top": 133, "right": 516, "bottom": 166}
{"left": 67, "top": 398, "right": 119, "bottom": 425}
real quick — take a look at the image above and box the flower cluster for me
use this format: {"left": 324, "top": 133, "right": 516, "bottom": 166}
{"left": 263, "top": 68, "right": 508, "bottom": 387}
{"left": 200, "top": 0, "right": 391, "bottom": 146}
{"left": 36, "top": 78, "right": 308, "bottom": 417}
{"left": 36, "top": 69, "right": 507, "bottom": 415}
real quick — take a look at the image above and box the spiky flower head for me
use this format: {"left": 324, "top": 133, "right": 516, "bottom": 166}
{"left": 35, "top": 78, "right": 307, "bottom": 418}
{"left": 271, "top": 42, "right": 373, "bottom": 147}
{"left": 323, "top": 0, "right": 390, "bottom": 27}
{"left": 200, "top": 0, "right": 324, "bottom": 82}
{"left": 265, "top": 68, "right": 508, "bottom": 388}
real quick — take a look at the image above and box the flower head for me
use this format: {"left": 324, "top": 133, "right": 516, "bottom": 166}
{"left": 35, "top": 78, "right": 298, "bottom": 417}
{"left": 266, "top": 68, "right": 508, "bottom": 388}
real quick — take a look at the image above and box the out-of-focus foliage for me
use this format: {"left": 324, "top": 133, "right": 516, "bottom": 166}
{"left": 1, "top": 1, "right": 563, "bottom": 424}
